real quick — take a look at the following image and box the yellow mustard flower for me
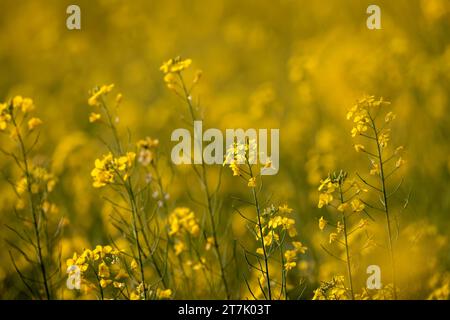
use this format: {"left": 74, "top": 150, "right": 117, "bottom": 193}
{"left": 350, "top": 199, "right": 365, "bottom": 212}
{"left": 369, "top": 161, "right": 380, "bottom": 176}
{"left": 174, "top": 241, "right": 185, "bottom": 256}
{"left": 385, "top": 111, "right": 396, "bottom": 123}
{"left": 0, "top": 103, "right": 11, "bottom": 130}
{"left": 230, "top": 161, "right": 240, "bottom": 176}
{"left": 130, "top": 259, "right": 138, "bottom": 271}
{"left": 337, "top": 203, "right": 349, "bottom": 212}
{"left": 292, "top": 241, "right": 308, "bottom": 254}
{"left": 319, "top": 216, "right": 327, "bottom": 231}
{"left": 168, "top": 207, "right": 200, "bottom": 237}
{"left": 318, "top": 193, "right": 333, "bottom": 208}
{"left": 284, "top": 249, "right": 297, "bottom": 271}
{"left": 278, "top": 204, "right": 293, "bottom": 214}
{"left": 205, "top": 237, "right": 215, "bottom": 251}
{"left": 91, "top": 152, "right": 136, "bottom": 188}
{"left": 12, "top": 96, "right": 23, "bottom": 108}
{"left": 27, "top": 117, "right": 42, "bottom": 130}
{"left": 378, "top": 130, "right": 390, "bottom": 148}
{"left": 396, "top": 157, "right": 406, "bottom": 168}
{"left": 98, "top": 262, "right": 110, "bottom": 278}
{"left": 160, "top": 57, "right": 192, "bottom": 74}
{"left": 100, "top": 279, "right": 112, "bottom": 288}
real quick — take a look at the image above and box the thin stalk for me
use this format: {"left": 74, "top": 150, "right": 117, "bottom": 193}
{"left": 149, "top": 163, "right": 171, "bottom": 289}
{"left": 369, "top": 115, "right": 398, "bottom": 299}
{"left": 125, "top": 179, "right": 147, "bottom": 299}
{"left": 102, "top": 103, "right": 149, "bottom": 298}
{"left": 279, "top": 242, "right": 287, "bottom": 300}
{"left": 248, "top": 162, "right": 272, "bottom": 300}
{"left": 11, "top": 114, "right": 51, "bottom": 300}
{"left": 339, "top": 185, "right": 354, "bottom": 300}
{"left": 178, "top": 73, "right": 231, "bottom": 299}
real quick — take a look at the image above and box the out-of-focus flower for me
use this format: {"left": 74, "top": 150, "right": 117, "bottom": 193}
{"left": 160, "top": 57, "right": 192, "bottom": 74}
{"left": 156, "top": 288, "right": 172, "bottom": 299}
{"left": 91, "top": 152, "right": 136, "bottom": 188}
{"left": 88, "top": 84, "right": 115, "bottom": 107}
{"left": 27, "top": 117, "right": 42, "bottom": 130}
{"left": 89, "top": 112, "right": 101, "bottom": 123}
{"left": 137, "top": 137, "right": 159, "bottom": 166}
{"left": 319, "top": 216, "right": 327, "bottom": 231}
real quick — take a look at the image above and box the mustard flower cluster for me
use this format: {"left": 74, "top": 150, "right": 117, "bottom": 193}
{"left": 91, "top": 152, "right": 136, "bottom": 188}
{"left": 223, "top": 139, "right": 270, "bottom": 187}
{"left": 255, "top": 204, "right": 306, "bottom": 271}
{"left": 87, "top": 84, "right": 123, "bottom": 124}
{"left": 317, "top": 172, "right": 368, "bottom": 244}
{"left": 312, "top": 275, "right": 350, "bottom": 300}
{"left": 168, "top": 207, "right": 200, "bottom": 255}
{"left": 66, "top": 245, "right": 127, "bottom": 291}
{"left": 1, "top": 96, "right": 41, "bottom": 132}
{"left": 88, "top": 84, "right": 115, "bottom": 107}
{"left": 160, "top": 56, "right": 192, "bottom": 90}
{"left": 346, "top": 95, "right": 390, "bottom": 138}
{"left": 16, "top": 166, "right": 56, "bottom": 196}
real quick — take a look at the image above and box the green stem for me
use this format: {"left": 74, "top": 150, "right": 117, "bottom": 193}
{"left": 339, "top": 186, "right": 354, "bottom": 300}
{"left": 125, "top": 179, "right": 147, "bottom": 299}
{"left": 102, "top": 103, "right": 149, "bottom": 298}
{"left": 12, "top": 114, "right": 51, "bottom": 300}
{"left": 369, "top": 116, "right": 398, "bottom": 299}
{"left": 248, "top": 163, "right": 272, "bottom": 300}
{"left": 178, "top": 73, "right": 231, "bottom": 299}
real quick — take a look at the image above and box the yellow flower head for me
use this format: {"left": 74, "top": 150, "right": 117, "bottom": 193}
{"left": 318, "top": 193, "right": 333, "bottom": 208}
{"left": 205, "top": 237, "right": 215, "bottom": 251}
{"left": 378, "top": 130, "right": 390, "bottom": 148}
{"left": 28, "top": 117, "right": 42, "bottom": 130}
{"left": 98, "top": 262, "right": 110, "bottom": 278}
{"left": 91, "top": 152, "right": 136, "bottom": 188}
{"left": 396, "top": 157, "right": 406, "bottom": 168}
{"left": 160, "top": 57, "right": 192, "bottom": 74}
{"left": 292, "top": 241, "right": 308, "bottom": 254}
{"left": 88, "top": 84, "right": 115, "bottom": 107}
{"left": 168, "top": 207, "right": 200, "bottom": 238}
{"left": 174, "top": 241, "right": 185, "bottom": 255}
{"left": 385, "top": 111, "right": 396, "bottom": 123}
{"left": 0, "top": 103, "right": 11, "bottom": 130}
{"left": 12, "top": 96, "right": 24, "bottom": 108}
{"left": 337, "top": 203, "right": 349, "bottom": 212}
{"left": 350, "top": 199, "right": 365, "bottom": 212}
{"left": 347, "top": 96, "right": 390, "bottom": 138}
{"left": 369, "top": 160, "right": 380, "bottom": 176}
{"left": 156, "top": 288, "right": 172, "bottom": 299}
{"left": 100, "top": 279, "right": 112, "bottom": 288}
{"left": 278, "top": 204, "right": 293, "bottom": 214}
